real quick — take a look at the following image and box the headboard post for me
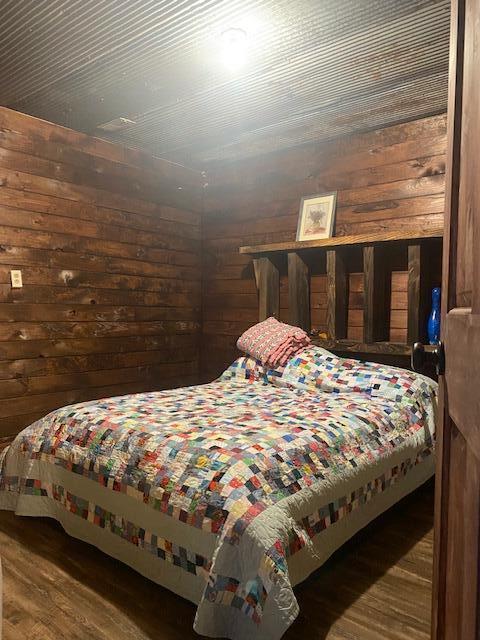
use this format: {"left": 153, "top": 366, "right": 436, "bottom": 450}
{"left": 363, "top": 244, "right": 389, "bottom": 342}
{"left": 326, "top": 248, "right": 348, "bottom": 339}
{"left": 254, "top": 257, "right": 279, "bottom": 321}
{"left": 407, "top": 243, "right": 429, "bottom": 343}
{"left": 288, "top": 252, "right": 310, "bottom": 331}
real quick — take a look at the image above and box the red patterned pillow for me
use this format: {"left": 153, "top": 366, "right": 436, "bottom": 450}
{"left": 236, "top": 317, "right": 310, "bottom": 367}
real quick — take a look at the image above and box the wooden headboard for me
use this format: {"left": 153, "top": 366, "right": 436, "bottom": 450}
{"left": 241, "top": 228, "right": 443, "bottom": 365}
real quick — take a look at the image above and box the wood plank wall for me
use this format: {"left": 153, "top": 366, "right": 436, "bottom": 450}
{"left": 0, "top": 107, "right": 204, "bottom": 439}
{"left": 202, "top": 114, "right": 447, "bottom": 381}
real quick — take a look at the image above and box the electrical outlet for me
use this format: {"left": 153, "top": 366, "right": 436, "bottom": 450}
{"left": 10, "top": 270, "right": 23, "bottom": 288}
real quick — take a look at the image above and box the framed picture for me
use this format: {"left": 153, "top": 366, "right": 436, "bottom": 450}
{"left": 296, "top": 192, "right": 337, "bottom": 241}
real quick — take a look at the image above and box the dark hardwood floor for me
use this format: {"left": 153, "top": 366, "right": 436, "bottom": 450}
{"left": 0, "top": 481, "right": 434, "bottom": 640}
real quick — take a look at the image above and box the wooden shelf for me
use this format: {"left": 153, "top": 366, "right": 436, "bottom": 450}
{"left": 312, "top": 338, "right": 411, "bottom": 356}
{"left": 239, "top": 227, "right": 443, "bottom": 255}
{"left": 311, "top": 338, "right": 438, "bottom": 356}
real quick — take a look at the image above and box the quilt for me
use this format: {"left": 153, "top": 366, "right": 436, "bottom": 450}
{"left": 0, "top": 349, "right": 437, "bottom": 640}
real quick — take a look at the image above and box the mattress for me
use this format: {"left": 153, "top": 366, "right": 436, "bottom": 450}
{"left": 0, "top": 348, "right": 437, "bottom": 640}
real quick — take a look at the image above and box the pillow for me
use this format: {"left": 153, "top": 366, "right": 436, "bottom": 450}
{"left": 236, "top": 317, "right": 310, "bottom": 367}
{"left": 281, "top": 345, "right": 341, "bottom": 391}
{"left": 355, "top": 361, "right": 437, "bottom": 407}
{"left": 282, "top": 345, "right": 437, "bottom": 408}
{"left": 218, "top": 356, "right": 285, "bottom": 386}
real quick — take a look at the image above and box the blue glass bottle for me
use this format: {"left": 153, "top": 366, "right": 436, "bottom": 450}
{"left": 427, "top": 287, "right": 441, "bottom": 345}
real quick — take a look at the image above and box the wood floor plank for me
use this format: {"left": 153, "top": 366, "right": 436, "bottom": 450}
{"left": 0, "top": 481, "right": 434, "bottom": 640}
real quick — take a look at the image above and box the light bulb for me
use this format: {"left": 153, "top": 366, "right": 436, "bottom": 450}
{"left": 220, "top": 27, "right": 248, "bottom": 71}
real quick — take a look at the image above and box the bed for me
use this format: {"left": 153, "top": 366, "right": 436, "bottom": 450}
{"left": 0, "top": 346, "right": 437, "bottom": 640}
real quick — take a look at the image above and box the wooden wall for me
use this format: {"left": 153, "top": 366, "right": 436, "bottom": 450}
{"left": 202, "top": 114, "right": 447, "bottom": 380}
{"left": 0, "top": 107, "right": 204, "bottom": 440}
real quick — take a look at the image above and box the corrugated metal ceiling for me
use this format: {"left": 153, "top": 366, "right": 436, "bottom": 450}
{"left": 0, "top": 0, "right": 450, "bottom": 167}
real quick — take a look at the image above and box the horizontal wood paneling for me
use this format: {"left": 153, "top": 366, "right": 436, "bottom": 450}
{"left": 0, "top": 108, "right": 204, "bottom": 211}
{"left": 0, "top": 107, "right": 203, "bottom": 438}
{"left": 202, "top": 114, "right": 447, "bottom": 380}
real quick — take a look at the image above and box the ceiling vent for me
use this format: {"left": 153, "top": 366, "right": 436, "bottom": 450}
{"left": 96, "top": 117, "right": 136, "bottom": 132}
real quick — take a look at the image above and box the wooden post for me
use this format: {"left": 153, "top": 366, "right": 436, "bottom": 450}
{"left": 288, "top": 252, "right": 310, "bottom": 331}
{"left": 407, "top": 243, "right": 428, "bottom": 343}
{"left": 326, "top": 249, "right": 348, "bottom": 339}
{"left": 407, "top": 244, "right": 421, "bottom": 344}
{"left": 363, "top": 245, "right": 389, "bottom": 343}
{"left": 253, "top": 257, "right": 279, "bottom": 321}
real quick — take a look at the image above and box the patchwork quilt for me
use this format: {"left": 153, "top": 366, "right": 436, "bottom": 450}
{"left": 0, "top": 349, "right": 437, "bottom": 640}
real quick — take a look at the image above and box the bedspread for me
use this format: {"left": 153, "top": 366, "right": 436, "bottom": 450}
{"left": 0, "top": 361, "right": 437, "bottom": 640}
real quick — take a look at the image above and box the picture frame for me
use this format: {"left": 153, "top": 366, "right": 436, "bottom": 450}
{"left": 296, "top": 192, "right": 337, "bottom": 241}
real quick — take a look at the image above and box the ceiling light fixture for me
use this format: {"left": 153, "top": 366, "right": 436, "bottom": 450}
{"left": 220, "top": 27, "right": 248, "bottom": 71}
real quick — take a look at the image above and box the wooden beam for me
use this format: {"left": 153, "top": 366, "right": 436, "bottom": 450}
{"left": 363, "top": 245, "right": 389, "bottom": 343}
{"left": 288, "top": 252, "right": 310, "bottom": 331}
{"left": 326, "top": 249, "right": 348, "bottom": 340}
{"left": 407, "top": 243, "right": 428, "bottom": 343}
{"left": 253, "top": 257, "right": 279, "bottom": 321}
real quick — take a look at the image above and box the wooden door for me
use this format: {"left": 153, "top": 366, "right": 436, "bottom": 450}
{"left": 432, "top": 0, "right": 480, "bottom": 637}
